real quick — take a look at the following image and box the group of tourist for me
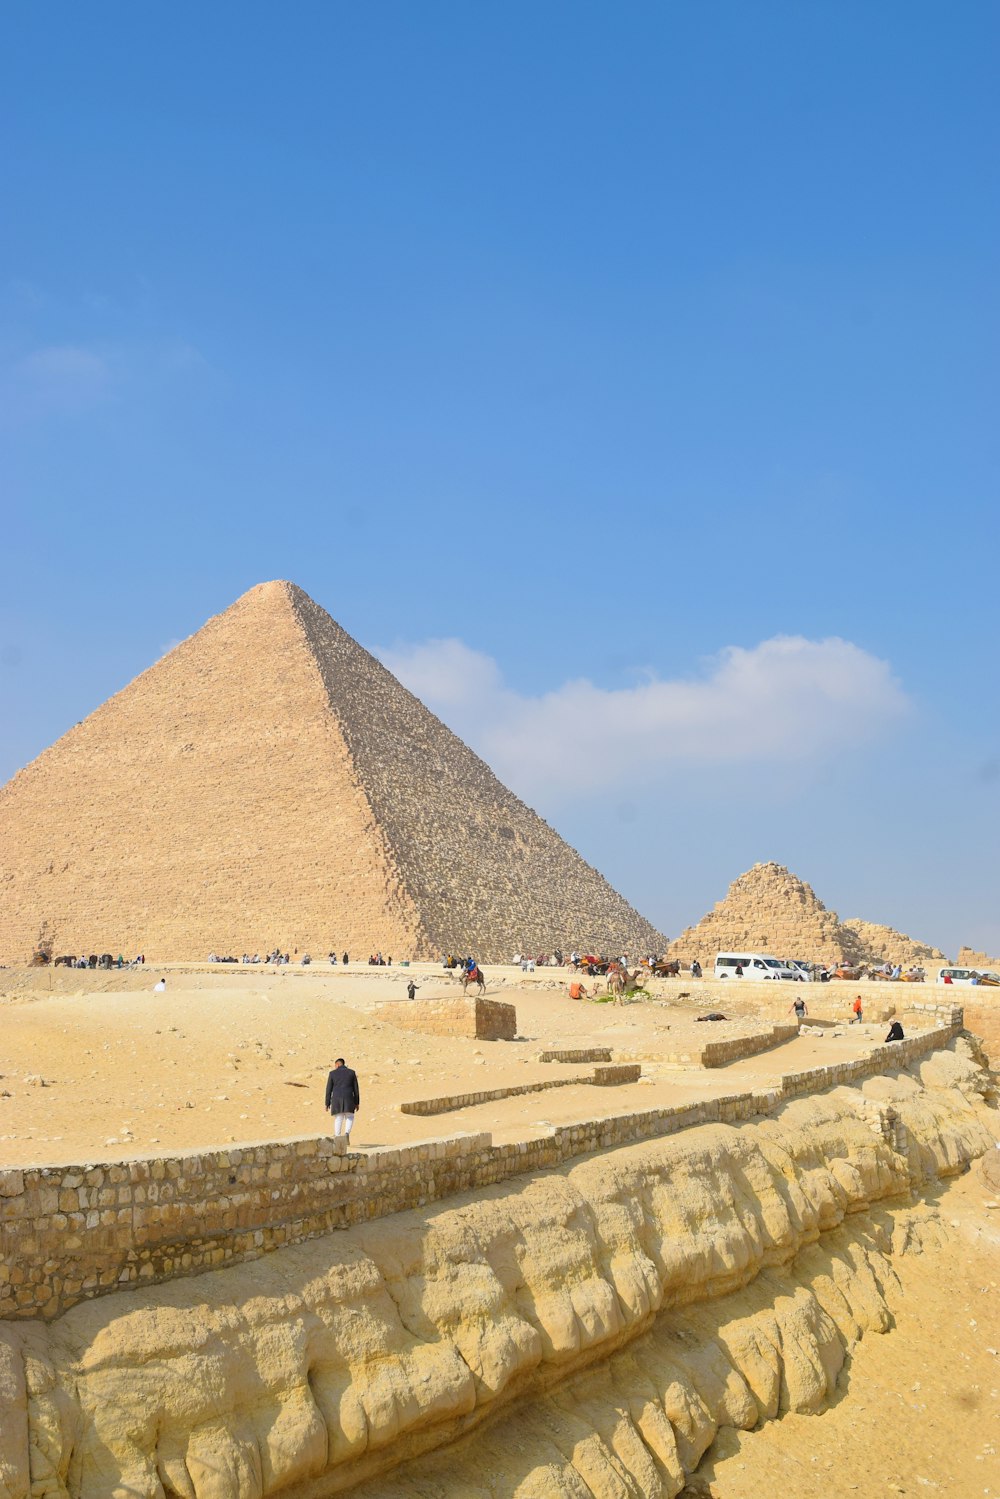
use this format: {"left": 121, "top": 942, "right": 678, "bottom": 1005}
{"left": 57, "top": 953, "right": 144, "bottom": 969}
{"left": 206, "top": 951, "right": 291, "bottom": 964}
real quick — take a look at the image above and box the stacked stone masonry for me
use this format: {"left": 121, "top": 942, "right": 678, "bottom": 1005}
{"left": 700, "top": 1024, "right": 801, "bottom": 1067}
{"left": 0, "top": 1017, "right": 961, "bottom": 1321}
{"left": 399, "top": 1075, "right": 590, "bottom": 1115}
{"left": 538, "top": 1048, "right": 612, "bottom": 1063}
{"left": 375, "top": 996, "right": 517, "bottom": 1040}
{"left": 592, "top": 1063, "right": 642, "bottom": 1084}
{"left": 399, "top": 1063, "right": 643, "bottom": 1114}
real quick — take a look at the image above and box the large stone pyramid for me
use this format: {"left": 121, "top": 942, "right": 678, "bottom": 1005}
{"left": 0, "top": 581, "right": 667, "bottom": 963}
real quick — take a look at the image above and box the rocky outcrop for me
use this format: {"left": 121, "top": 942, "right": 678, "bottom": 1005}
{"left": 0, "top": 582, "right": 666, "bottom": 964}
{"left": 0, "top": 1039, "right": 993, "bottom": 1498}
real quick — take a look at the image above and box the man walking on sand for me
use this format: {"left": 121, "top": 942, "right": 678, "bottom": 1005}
{"left": 325, "top": 1057, "right": 360, "bottom": 1139}
{"left": 852, "top": 995, "right": 863, "bottom": 1024}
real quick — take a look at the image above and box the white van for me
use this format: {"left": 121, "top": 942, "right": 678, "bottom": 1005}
{"left": 937, "top": 966, "right": 980, "bottom": 986}
{"left": 715, "top": 952, "right": 800, "bottom": 981}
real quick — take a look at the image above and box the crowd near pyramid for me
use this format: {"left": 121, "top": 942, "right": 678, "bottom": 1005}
{"left": 0, "top": 581, "right": 668, "bottom": 964}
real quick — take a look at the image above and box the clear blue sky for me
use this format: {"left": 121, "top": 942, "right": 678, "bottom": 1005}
{"left": 3, "top": 3, "right": 998, "bottom": 955}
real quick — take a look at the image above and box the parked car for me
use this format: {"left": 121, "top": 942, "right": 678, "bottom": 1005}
{"left": 715, "top": 952, "right": 800, "bottom": 981}
{"left": 937, "top": 967, "right": 980, "bottom": 986}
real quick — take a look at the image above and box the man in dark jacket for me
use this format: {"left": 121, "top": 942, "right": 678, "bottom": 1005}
{"left": 325, "top": 1058, "right": 360, "bottom": 1139}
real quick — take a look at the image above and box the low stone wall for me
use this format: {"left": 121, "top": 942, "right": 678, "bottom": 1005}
{"left": 399, "top": 1075, "right": 587, "bottom": 1115}
{"left": 0, "top": 1018, "right": 961, "bottom": 1321}
{"left": 538, "top": 1047, "right": 612, "bottom": 1063}
{"left": 700, "top": 1023, "right": 800, "bottom": 1067}
{"left": 593, "top": 1063, "right": 642, "bottom": 1085}
{"left": 645, "top": 1021, "right": 805, "bottom": 1069}
{"left": 399, "top": 1063, "right": 642, "bottom": 1114}
{"left": 375, "top": 996, "right": 517, "bottom": 1040}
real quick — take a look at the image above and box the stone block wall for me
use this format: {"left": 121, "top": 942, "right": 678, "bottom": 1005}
{"left": 0, "top": 1017, "right": 961, "bottom": 1322}
{"left": 398, "top": 1075, "right": 588, "bottom": 1115}
{"left": 592, "top": 1064, "right": 642, "bottom": 1085}
{"left": 538, "top": 1048, "right": 612, "bottom": 1063}
{"left": 376, "top": 996, "right": 517, "bottom": 1040}
{"left": 700, "top": 1024, "right": 801, "bottom": 1067}
{"left": 398, "top": 1063, "right": 642, "bottom": 1114}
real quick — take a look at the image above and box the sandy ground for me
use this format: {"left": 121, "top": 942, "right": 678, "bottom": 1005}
{"left": 0, "top": 964, "right": 935, "bottom": 1166}
{"left": 2, "top": 962, "right": 997, "bottom": 1497}
{"left": 701, "top": 1165, "right": 1000, "bottom": 1499}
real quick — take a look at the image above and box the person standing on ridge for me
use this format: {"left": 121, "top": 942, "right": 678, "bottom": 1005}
{"left": 325, "top": 1058, "right": 360, "bottom": 1139}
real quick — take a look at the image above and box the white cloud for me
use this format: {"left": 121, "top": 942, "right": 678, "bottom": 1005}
{"left": 378, "top": 634, "right": 910, "bottom": 798}
{"left": 12, "top": 344, "right": 112, "bottom": 412}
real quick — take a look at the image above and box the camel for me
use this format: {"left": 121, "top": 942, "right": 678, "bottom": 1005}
{"left": 607, "top": 963, "right": 647, "bottom": 1004}
{"left": 461, "top": 966, "right": 486, "bottom": 996}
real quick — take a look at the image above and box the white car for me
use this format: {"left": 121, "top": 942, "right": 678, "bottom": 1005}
{"left": 936, "top": 967, "right": 979, "bottom": 986}
{"left": 715, "top": 952, "right": 800, "bottom": 981}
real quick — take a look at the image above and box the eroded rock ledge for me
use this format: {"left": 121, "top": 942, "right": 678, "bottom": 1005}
{"left": 0, "top": 1040, "right": 995, "bottom": 1499}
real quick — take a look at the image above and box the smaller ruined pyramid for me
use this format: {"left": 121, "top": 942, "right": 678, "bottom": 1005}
{"left": 0, "top": 581, "right": 667, "bottom": 962}
{"left": 667, "top": 862, "right": 863, "bottom": 966}
{"left": 667, "top": 862, "right": 943, "bottom": 967}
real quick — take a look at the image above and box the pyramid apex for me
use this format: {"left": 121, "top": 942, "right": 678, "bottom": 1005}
{"left": 232, "top": 578, "right": 299, "bottom": 602}
{"left": 220, "top": 579, "right": 318, "bottom": 619}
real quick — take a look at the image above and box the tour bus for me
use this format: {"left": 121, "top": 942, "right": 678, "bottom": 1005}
{"left": 715, "top": 952, "right": 801, "bottom": 981}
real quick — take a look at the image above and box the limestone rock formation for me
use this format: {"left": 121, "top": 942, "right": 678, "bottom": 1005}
{"left": 0, "top": 582, "right": 667, "bottom": 963}
{"left": 667, "top": 862, "right": 865, "bottom": 966}
{"left": 0, "top": 1043, "right": 992, "bottom": 1498}
{"left": 841, "top": 918, "right": 945, "bottom": 967}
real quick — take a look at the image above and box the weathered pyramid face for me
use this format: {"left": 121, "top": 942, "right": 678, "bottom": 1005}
{"left": 842, "top": 919, "right": 944, "bottom": 966}
{"left": 0, "top": 581, "right": 667, "bottom": 963}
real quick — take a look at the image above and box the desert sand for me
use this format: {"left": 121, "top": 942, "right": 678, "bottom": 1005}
{"left": 0, "top": 963, "right": 923, "bottom": 1165}
{"left": 1, "top": 963, "right": 997, "bottom": 1498}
